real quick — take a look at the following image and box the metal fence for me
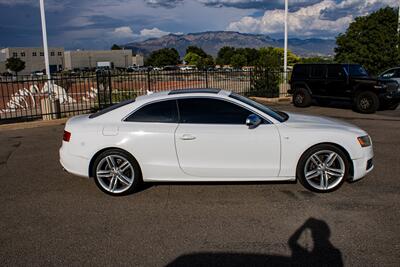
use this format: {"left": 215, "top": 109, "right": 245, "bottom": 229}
{"left": 0, "top": 70, "right": 291, "bottom": 124}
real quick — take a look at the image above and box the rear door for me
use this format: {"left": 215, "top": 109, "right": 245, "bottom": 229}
{"left": 121, "top": 100, "right": 180, "bottom": 177}
{"left": 325, "top": 64, "right": 349, "bottom": 97}
{"left": 174, "top": 97, "right": 281, "bottom": 178}
{"left": 308, "top": 65, "right": 327, "bottom": 96}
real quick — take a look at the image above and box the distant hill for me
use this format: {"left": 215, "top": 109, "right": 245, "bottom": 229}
{"left": 123, "top": 31, "right": 336, "bottom": 58}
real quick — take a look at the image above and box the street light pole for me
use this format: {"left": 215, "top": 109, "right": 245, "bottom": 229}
{"left": 283, "top": 0, "right": 288, "bottom": 83}
{"left": 39, "top": 0, "right": 51, "bottom": 80}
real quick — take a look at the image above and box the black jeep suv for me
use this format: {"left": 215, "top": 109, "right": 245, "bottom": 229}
{"left": 289, "top": 63, "right": 400, "bottom": 113}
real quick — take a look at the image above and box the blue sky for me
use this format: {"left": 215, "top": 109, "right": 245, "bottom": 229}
{"left": 0, "top": 0, "right": 397, "bottom": 49}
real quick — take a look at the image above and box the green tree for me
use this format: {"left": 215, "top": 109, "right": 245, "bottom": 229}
{"left": 335, "top": 7, "right": 400, "bottom": 75}
{"left": 184, "top": 52, "right": 201, "bottom": 66}
{"left": 186, "top": 46, "right": 207, "bottom": 58}
{"left": 300, "top": 56, "right": 334, "bottom": 64}
{"left": 197, "top": 56, "right": 215, "bottom": 70}
{"left": 6, "top": 57, "right": 25, "bottom": 76}
{"left": 111, "top": 44, "right": 122, "bottom": 50}
{"left": 216, "top": 46, "right": 236, "bottom": 65}
{"left": 146, "top": 48, "right": 180, "bottom": 67}
{"left": 230, "top": 54, "right": 247, "bottom": 69}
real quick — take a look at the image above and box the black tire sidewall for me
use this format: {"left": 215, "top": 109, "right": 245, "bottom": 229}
{"left": 293, "top": 88, "right": 312, "bottom": 107}
{"left": 297, "top": 144, "right": 350, "bottom": 193}
{"left": 93, "top": 149, "right": 142, "bottom": 196}
{"left": 355, "top": 91, "right": 379, "bottom": 114}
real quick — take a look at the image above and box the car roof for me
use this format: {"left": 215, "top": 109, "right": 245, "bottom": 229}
{"left": 135, "top": 88, "right": 231, "bottom": 102}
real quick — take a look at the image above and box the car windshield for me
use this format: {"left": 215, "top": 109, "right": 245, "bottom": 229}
{"left": 345, "top": 64, "right": 369, "bottom": 77}
{"left": 229, "top": 93, "right": 289, "bottom": 122}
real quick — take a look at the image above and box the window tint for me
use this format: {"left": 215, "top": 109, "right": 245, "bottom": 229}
{"left": 178, "top": 98, "right": 252, "bottom": 124}
{"left": 381, "top": 70, "right": 396, "bottom": 79}
{"left": 126, "top": 100, "right": 178, "bottom": 123}
{"left": 310, "top": 65, "right": 325, "bottom": 78}
{"left": 89, "top": 99, "right": 135, "bottom": 119}
{"left": 293, "top": 65, "right": 308, "bottom": 78}
{"left": 327, "top": 65, "right": 345, "bottom": 78}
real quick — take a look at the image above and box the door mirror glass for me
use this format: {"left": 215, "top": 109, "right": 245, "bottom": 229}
{"left": 246, "top": 114, "right": 262, "bottom": 129}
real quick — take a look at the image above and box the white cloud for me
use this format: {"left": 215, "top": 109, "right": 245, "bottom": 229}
{"left": 227, "top": 0, "right": 398, "bottom": 37}
{"left": 112, "top": 26, "right": 135, "bottom": 38}
{"left": 139, "top": 27, "right": 172, "bottom": 38}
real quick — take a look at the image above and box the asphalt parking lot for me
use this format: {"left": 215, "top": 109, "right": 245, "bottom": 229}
{"left": 0, "top": 104, "right": 399, "bottom": 266}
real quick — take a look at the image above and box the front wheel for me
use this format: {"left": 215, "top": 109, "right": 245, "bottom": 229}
{"left": 297, "top": 145, "right": 350, "bottom": 193}
{"left": 293, "top": 88, "right": 312, "bottom": 107}
{"left": 354, "top": 91, "right": 379, "bottom": 114}
{"left": 93, "top": 149, "right": 142, "bottom": 196}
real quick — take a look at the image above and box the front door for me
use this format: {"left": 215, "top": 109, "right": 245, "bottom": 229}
{"left": 174, "top": 97, "right": 281, "bottom": 178}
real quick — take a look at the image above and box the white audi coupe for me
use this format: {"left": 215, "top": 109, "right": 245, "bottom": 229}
{"left": 60, "top": 89, "right": 374, "bottom": 195}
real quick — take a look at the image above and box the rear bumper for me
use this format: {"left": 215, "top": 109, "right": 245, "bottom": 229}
{"left": 59, "top": 146, "right": 90, "bottom": 178}
{"left": 351, "top": 146, "right": 374, "bottom": 181}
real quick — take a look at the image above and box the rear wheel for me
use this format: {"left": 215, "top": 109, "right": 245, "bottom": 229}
{"left": 354, "top": 91, "right": 379, "bottom": 114}
{"left": 297, "top": 144, "right": 349, "bottom": 193}
{"left": 93, "top": 149, "right": 141, "bottom": 196}
{"left": 293, "top": 88, "right": 312, "bottom": 107}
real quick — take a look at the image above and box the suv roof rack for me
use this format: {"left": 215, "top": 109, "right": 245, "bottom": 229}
{"left": 168, "top": 88, "right": 221, "bottom": 95}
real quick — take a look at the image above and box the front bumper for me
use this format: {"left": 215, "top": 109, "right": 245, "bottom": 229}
{"left": 351, "top": 145, "right": 374, "bottom": 181}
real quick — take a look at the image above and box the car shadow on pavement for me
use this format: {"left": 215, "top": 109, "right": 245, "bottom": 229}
{"left": 165, "top": 218, "right": 343, "bottom": 267}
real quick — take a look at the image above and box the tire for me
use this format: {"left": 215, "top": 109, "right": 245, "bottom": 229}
{"left": 297, "top": 144, "right": 350, "bottom": 193}
{"left": 293, "top": 88, "right": 312, "bottom": 107}
{"left": 354, "top": 91, "right": 379, "bottom": 114}
{"left": 92, "top": 149, "right": 142, "bottom": 196}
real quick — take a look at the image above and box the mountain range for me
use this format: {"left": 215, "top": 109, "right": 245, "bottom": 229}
{"left": 124, "top": 31, "right": 336, "bottom": 58}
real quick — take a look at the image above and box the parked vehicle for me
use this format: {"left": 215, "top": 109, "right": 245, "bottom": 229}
{"left": 289, "top": 63, "right": 400, "bottom": 113}
{"left": 60, "top": 89, "right": 374, "bottom": 196}
{"left": 379, "top": 67, "right": 400, "bottom": 84}
{"left": 163, "top": 65, "right": 180, "bottom": 71}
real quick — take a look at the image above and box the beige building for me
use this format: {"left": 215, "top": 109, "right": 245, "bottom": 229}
{"left": 132, "top": 54, "right": 144, "bottom": 67}
{"left": 64, "top": 50, "right": 133, "bottom": 70}
{"left": 0, "top": 47, "right": 64, "bottom": 75}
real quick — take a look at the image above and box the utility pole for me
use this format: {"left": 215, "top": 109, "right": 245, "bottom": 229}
{"left": 283, "top": 0, "right": 288, "bottom": 83}
{"left": 39, "top": 0, "right": 51, "bottom": 81}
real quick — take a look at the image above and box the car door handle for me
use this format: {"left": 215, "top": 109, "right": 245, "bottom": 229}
{"left": 180, "top": 134, "right": 196, "bottom": 140}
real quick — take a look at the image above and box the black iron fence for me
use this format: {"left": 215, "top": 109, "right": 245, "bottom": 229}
{"left": 0, "top": 70, "right": 291, "bottom": 124}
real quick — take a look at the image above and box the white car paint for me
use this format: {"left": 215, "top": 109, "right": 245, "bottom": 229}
{"left": 60, "top": 90, "right": 373, "bottom": 187}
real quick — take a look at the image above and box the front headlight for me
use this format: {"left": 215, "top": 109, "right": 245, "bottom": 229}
{"left": 357, "top": 135, "right": 371, "bottom": 147}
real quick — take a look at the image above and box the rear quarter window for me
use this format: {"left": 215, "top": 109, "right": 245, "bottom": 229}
{"left": 292, "top": 65, "right": 308, "bottom": 78}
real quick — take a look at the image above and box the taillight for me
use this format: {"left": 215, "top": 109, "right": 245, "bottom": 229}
{"left": 63, "top": 130, "right": 71, "bottom": 142}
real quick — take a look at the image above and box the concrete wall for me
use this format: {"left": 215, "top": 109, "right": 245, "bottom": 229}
{"left": 64, "top": 50, "right": 133, "bottom": 70}
{"left": 1, "top": 47, "right": 64, "bottom": 75}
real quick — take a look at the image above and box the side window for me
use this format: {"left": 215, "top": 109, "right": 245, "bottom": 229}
{"left": 381, "top": 70, "right": 395, "bottom": 79}
{"left": 126, "top": 100, "right": 178, "bottom": 123}
{"left": 394, "top": 69, "right": 400, "bottom": 78}
{"left": 310, "top": 65, "right": 325, "bottom": 78}
{"left": 178, "top": 98, "right": 253, "bottom": 124}
{"left": 293, "top": 65, "right": 308, "bottom": 78}
{"left": 327, "top": 65, "right": 345, "bottom": 78}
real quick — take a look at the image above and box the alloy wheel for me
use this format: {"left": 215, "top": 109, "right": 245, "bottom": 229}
{"left": 96, "top": 155, "right": 135, "bottom": 194}
{"left": 303, "top": 150, "right": 345, "bottom": 191}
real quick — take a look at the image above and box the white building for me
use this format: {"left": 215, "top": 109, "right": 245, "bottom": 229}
{"left": 0, "top": 47, "right": 65, "bottom": 74}
{"left": 132, "top": 54, "right": 144, "bottom": 67}
{"left": 64, "top": 50, "right": 133, "bottom": 70}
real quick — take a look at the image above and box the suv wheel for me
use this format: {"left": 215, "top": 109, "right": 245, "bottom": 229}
{"left": 293, "top": 88, "right": 312, "bottom": 107}
{"left": 354, "top": 91, "right": 379, "bottom": 114}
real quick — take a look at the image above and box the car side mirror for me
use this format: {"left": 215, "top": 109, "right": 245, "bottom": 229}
{"left": 246, "top": 114, "right": 262, "bottom": 129}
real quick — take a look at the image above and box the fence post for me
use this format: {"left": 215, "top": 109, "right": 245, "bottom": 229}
{"left": 96, "top": 71, "right": 102, "bottom": 109}
{"left": 205, "top": 69, "right": 209, "bottom": 88}
{"left": 147, "top": 70, "right": 151, "bottom": 92}
{"left": 108, "top": 70, "right": 112, "bottom": 105}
